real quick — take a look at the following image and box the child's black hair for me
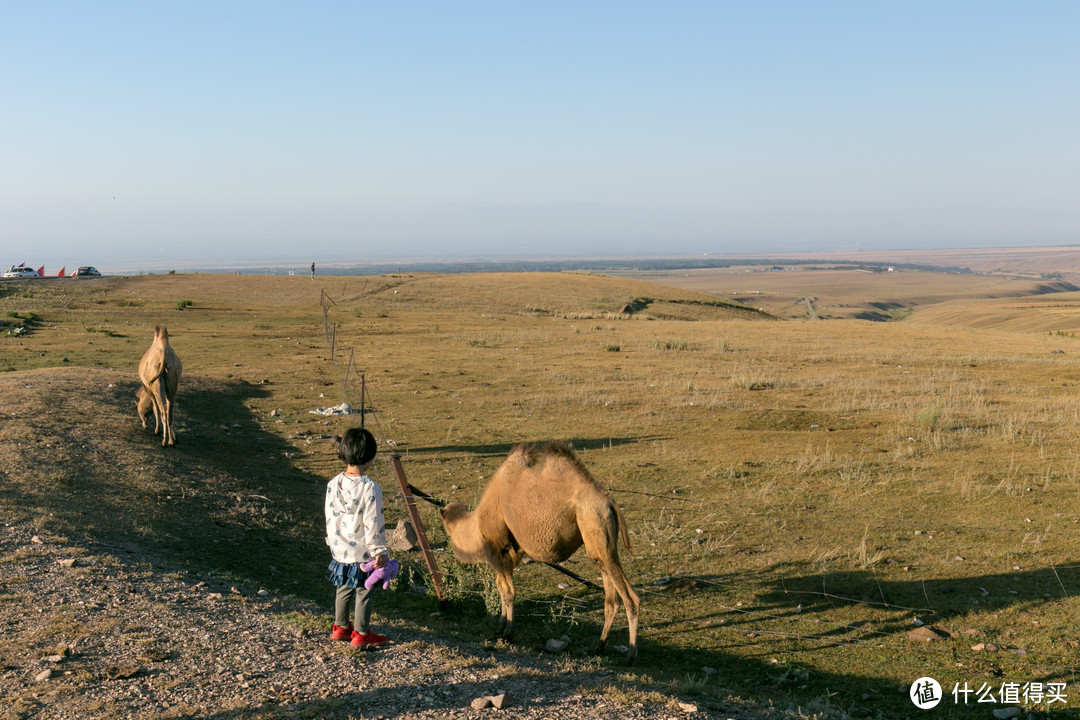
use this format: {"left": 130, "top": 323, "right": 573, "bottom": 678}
{"left": 338, "top": 427, "right": 378, "bottom": 467}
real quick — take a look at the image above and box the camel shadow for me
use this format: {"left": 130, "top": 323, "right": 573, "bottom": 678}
{"left": 634, "top": 560, "right": 1080, "bottom": 692}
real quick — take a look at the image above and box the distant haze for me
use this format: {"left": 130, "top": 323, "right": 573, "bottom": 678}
{"left": 3, "top": 2, "right": 1078, "bottom": 274}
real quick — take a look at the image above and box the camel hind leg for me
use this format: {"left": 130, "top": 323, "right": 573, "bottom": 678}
{"left": 152, "top": 376, "right": 174, "bottom": 446}
{"left": 162, "top": 393, "right": 174, "bottom": 446}
{"left": 582, "top": 509, "right": 640, "bottom": 665}
{"left": 596, "top": 559, "right": 640, "bottom": 665}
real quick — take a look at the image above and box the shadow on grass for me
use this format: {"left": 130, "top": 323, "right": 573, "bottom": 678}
{"left": 631, "top": 560, "right": 1080, "bottom": 709}
{"left": 0, "top": 371, "right": 333, "bottom": 608}
{"left": 404, "top": 436, "right": 647, "bottom": 458}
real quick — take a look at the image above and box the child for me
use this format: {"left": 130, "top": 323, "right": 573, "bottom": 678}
{"left": 325, "top": 427, "right": 390, "bottom": 648}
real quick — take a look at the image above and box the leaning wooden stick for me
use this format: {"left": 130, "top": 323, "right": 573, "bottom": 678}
{"left": 390, "top": 455, "right": 446, "bottom": 604}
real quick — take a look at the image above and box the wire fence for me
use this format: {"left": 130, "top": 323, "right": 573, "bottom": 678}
{"left": 314, "top": 282, "right": 1080, "bottom": 680}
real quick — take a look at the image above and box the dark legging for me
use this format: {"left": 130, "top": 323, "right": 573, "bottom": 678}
{"left": 335, "top": 584, "right": 375, "bottom": 632}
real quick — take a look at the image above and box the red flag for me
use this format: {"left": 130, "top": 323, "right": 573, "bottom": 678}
{"left": 57, "top": 267, "right": 66, "bottom": 277}
{"left": 37, "top": 266, "right": 44, "bottom": 277}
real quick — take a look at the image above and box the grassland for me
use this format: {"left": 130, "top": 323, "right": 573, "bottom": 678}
{"left": 2, "top": 267, "right": 1080, "bottom": 718}
{"left": 619, "top": 264, "right": 1080, "bottom": 323}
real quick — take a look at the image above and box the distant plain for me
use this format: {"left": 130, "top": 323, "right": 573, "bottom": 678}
{"left": 3, "top": 247, "right": 1080, "bottom": 718}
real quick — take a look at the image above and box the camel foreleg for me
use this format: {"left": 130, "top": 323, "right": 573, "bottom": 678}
{"left": 491, "top": 563, "right": 516, "bottom": 641}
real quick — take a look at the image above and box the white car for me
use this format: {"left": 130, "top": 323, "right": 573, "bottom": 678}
{"left": 2, "top": 266, "right": 39, "bottom": 278}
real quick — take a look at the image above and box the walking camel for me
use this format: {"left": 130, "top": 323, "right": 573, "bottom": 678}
{"left": 439, "top": 441, "right": 640, "bottom": 664}
{"left": 137, "top": 325, "right": 182, "bottom": 446}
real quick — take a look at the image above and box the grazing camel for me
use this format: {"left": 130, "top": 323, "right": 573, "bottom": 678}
{"left": 137, "top": 325, "right": 182, "bottom": 446}
{"left": 439, "top": 441, "right": 640, "bottom": 664}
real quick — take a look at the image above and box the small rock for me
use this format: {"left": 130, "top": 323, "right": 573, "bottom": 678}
{"left": 35, "top": 669, "right": 53, "bottom": 682}
{"left": 31, "top": 535, "right": 44, "bottom": 544}
{"left": 906, "top": 626, "right": 949, "bottom": 642}
{"left": 545, "top": 638, "right": 568, "bottom": 653}
{"left": 230, "top": 586, "right": 243, "bottom": 595}
{"left": 490, "top": 693, "right": 510, "bottom": 709}
{"left": 678, "top": 701, "right": 698, "bottom": 713}
{"left": 58, "top": 559, "right": 77, "bottom": 568}
{"left": 702, "top": 666, "right": 718, "bottom": 676}
{"left": 44, "top": 655, "right": 65, "bottom": 664}
{"left": 104, "top": 665, "right": 141, "bottom": 680}
{"left": 257, "top": 589, "right": 270, "bottom": 597}
{"left": 471, "top": 697, "right": 492, "bottom": 710}
{"left": 388, "top": 520, "right": 419, "bottom": 552}
{"left": 137, "top": 648, "right": 170, "bottom": 663}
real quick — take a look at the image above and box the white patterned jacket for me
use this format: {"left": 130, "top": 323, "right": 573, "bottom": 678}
{"left": 324, "top": 472, "right": 387, "bottom": 564}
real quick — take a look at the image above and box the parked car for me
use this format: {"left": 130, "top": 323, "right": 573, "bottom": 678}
{"left": 72, "top": 266, "right": 102, "bottom": 278}
{"left": 2, "top": 266, "right": 39, "bottom": 278}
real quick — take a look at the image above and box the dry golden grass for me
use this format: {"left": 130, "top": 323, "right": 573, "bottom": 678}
{"left": 2, "top": 267, "right": 1080, "bottom": 718}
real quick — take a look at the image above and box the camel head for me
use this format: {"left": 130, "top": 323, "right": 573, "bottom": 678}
{"left": 439, "top": 502, "right": 485, "bottom": 563}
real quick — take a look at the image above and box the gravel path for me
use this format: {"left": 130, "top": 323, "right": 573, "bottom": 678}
{"left": 0, "top": 522, "right": 728, "bottom": 720}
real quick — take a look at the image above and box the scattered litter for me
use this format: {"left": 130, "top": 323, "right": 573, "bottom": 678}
{"left": 309, "top": 403, "right": 359, "bottom": 416}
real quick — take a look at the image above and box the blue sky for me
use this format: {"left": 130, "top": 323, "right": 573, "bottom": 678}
{"left": 3, "top": 2, "right": 1079, "bottom": 271}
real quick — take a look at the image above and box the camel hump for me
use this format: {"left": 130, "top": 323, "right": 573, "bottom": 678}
{"left": 507, "top": 442, "right": 541, "bottom": 467}
{"left": 507, "top": 441, "right": 582, "bottom": 469}
{"left": 543, "top": 440, "right": 577, "bottom": 461}
{"left": 155, "top": 325, "right": 169, "bottom": 342}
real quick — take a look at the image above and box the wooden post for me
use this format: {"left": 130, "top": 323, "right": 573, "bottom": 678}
{"left": 390, "top": 455, "right": 446, "bottom": 604}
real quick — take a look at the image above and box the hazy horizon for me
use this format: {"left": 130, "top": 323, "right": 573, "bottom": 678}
{"left": 4, "top": 2, "right": 1079, "bottom": 273}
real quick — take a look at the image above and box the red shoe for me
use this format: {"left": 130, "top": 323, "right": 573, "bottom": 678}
{"left": 330, "top": 624, "right": 353, "bottom": 641}
{"left": 350, "top": 630, "right": 388, "bottom": 648}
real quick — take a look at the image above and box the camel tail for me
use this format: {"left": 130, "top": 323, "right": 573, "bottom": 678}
{"left": 615, "top": 503, "right": 633, "bottom": 559}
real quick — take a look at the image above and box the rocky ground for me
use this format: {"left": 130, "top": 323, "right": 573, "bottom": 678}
{"left": 0, "top": 521, "right": 737, "bottom": 720}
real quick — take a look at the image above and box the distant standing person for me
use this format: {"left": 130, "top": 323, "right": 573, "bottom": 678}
{"left": 325, "top": 427, "right": 390, "bottom": 648}
{"left": 311, "top": 262, "right": 316, "bottom": 279}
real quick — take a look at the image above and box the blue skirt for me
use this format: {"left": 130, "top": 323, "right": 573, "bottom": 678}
{"left": 328, "top": 559, "right": 369, "bottom": 589}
